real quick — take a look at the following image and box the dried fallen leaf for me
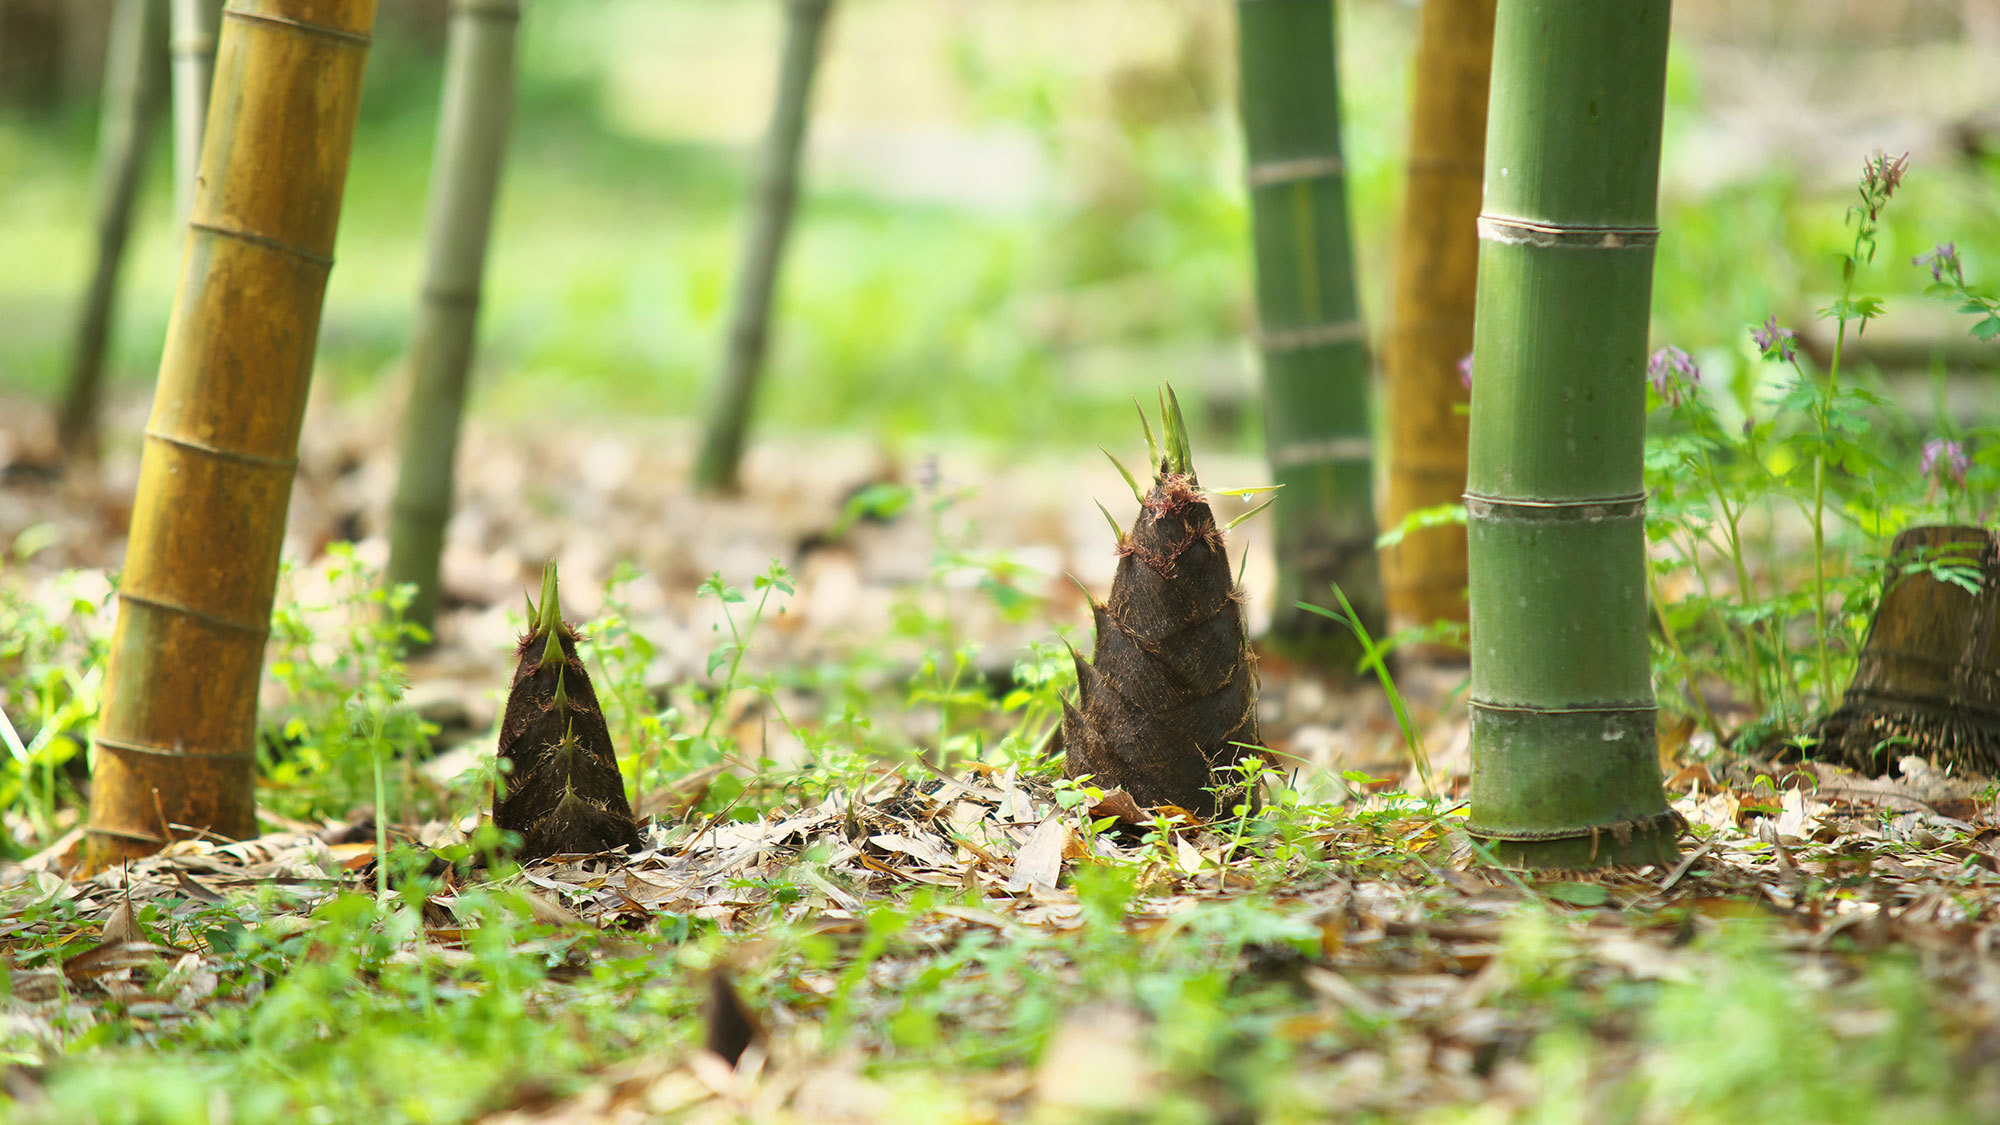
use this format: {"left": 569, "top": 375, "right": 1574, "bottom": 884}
{"left": 1008, "top": 816, "right": 1069, "bottom": 893}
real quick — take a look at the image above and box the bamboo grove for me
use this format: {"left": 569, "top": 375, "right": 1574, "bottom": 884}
{"left": 53, "top": 0, "right": 1731, "bottom": 875}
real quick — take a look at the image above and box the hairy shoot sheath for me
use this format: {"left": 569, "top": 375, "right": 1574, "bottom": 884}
{"left": 1063, "top": 389, "right": 1264, "bottom": 819}
{"left": 494, "top": 562, "right": 641, "bottom": 859}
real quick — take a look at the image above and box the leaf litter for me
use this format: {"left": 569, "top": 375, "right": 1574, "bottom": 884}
{"left": 4, "top": 406, "right": 2000, "bottom": 1116}
{"left": 2, "top": 740, "right": 1998, "bottom": 1120}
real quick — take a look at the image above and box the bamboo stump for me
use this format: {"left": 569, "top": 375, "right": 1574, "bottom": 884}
{"left": 1816, "top": 525, "right": 2000, "bottom": 775}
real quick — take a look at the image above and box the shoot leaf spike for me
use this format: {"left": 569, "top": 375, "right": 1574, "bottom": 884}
{"left": 1224, "top": 495, "right": 1278, "bottom": 532}
{"left": 1095, "top": 500, "right": 1126, "bottom": 544}
{"left": 1102, "top": 447, "right": 1145, "bottom": 505}
{"left": 1135, "top": 399, "right": 1162, "bottom": 476}
{"left": 1064, "top": 571, "right": 1097, "bottom": 607}
{"left": 1163, "top": 383, "right": 1192, "bottom": 479}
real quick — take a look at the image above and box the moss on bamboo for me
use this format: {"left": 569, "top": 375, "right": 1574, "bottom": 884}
{"left": 1063, "top": 390, "right": 1263, "bottom": 819}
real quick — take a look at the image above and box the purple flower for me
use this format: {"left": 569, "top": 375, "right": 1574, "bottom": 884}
{"left": 1647, "top": 345, "right": 1700, "bottom": 404}
{"left": 1914, "top": 242, "right": 1960, "bottom": 285}
{"left": 1861, "top": 150, "right": 1909, "bottom": 202}
{"left": 1921, "top": 437, "right": 1969, "bottom": 491}
{"left": 1457, "top": 351, "right": 1474, "bottom": 390}
{"left": 1751, "top": 315, "right": 1798, "bottom": 363}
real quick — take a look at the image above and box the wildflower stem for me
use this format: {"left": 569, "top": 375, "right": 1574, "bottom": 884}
{"left": 1646, "top": 563, "right": 1721, "bottom": 741}
{"left": 1814, "top": 251, "right": 1858, "bottom": 711}
{"left": 1696, "top": 446, "right": 1767, "bottom": 716}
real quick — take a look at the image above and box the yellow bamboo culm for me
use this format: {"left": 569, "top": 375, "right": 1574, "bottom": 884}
{"left": 1381, "top": 0, "right": 1497, "bottom": 642}
{"left": 87, "top": 0, "right": 378, "bottom": 868}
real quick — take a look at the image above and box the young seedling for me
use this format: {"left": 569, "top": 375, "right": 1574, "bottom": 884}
{"left": 1062, "top": 386, "right": 1267, "bottom": 818}
{"left": 494, "top": 561, "right": 641, "bottom": 859}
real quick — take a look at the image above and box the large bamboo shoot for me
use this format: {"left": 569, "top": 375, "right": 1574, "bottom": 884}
{"left": 1463, "top": 0, "right": 1678, "bottom": 869}
{"left": 385, "top": 0, "right": 520, "bottom": 637}
{"left": 87, "top": 0, "right": 378, "bottom": 868}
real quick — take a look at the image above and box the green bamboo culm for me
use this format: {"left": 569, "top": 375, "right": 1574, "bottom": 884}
{"left": 1464, "top": 0, "right": 1679, "bottom": 868}
{"left": 1234, "top": 0, "right": 1382, "bottom": 661}
{"left": 168, "top": 0, "right": 218, "bottom": 228}
{"left": 57, "top": 0, "right": 164, "bottom": 462}
{"left": 694, "top": 0, "right": 833, "bottom": 493}
{"left": 385, "top": 0, "right": 521, "bottom": 638}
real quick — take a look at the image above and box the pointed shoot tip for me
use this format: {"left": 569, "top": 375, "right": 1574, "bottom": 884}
{"left": 537, "top": 561, "right": 561, "bottom": 634}
{"left": 1135, "top": 399, "right": 1162, "bottom": 478}
{"left": 1163, "top": 383, "right": 1192, "bottom": 477}
{"left": 539, "top": 625, "right": 566, "bottom": 672}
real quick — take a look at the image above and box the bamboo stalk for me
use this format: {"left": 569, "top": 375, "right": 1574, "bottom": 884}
{"left": 694, "top": 0, "right": 833, "bottom": 493}
{"left": 86, "top": 0, "right": 378, "bottom": 868}
{"left": 168, "top": 0, "right": 218, "bottom": 228}
{"left": 1463, "top": 0, "right": 1678, "bottom": 869}
{"left": 1234, "top": 0, "right": 1382, "bottom": 659}
{"left": 385, "top": 0, "right": 521, "bottom": 638}
{"left": 1381, "top": 0, "right": 1495, "bottom": 644}
{"left": 56, "top": 0, "right": 163, "bottom": 463}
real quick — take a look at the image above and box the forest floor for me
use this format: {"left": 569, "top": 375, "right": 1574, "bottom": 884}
{"left": 3, "top": 395, "right": 2000, "bottom": 1122}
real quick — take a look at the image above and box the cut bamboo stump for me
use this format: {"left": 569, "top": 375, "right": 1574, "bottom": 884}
{"left": 1816, "top": 524, "right": 2000, "bottom": 776}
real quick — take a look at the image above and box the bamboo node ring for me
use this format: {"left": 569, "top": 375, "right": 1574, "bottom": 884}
{"left": 1270, "top": 436, "right": 1374, "bottom": 469}
{"left": 93, "top": 733, "right": 258, "bottom": 762}
{"left": 1246, "top": 154, "right": 1345, "bottom": 189}
{"left": 1463, "top": 807, "right": 1684, "bottom": 844}
{"left": 221, "top": 7, "right": 372, "bottom": 47}
{"left": 1477, "top": 213, "right": 1659, "bottom": 249}
{"left": 1258, "top": 318, "right": 1366, "bottom": 353}
{"left": 145, "top": 428, "right": 300, "bottom": 471}
{"left": 1463, "top": 491, "right": 1647, "bottom": 522}
{"left": 187, "top": 220, "right": 334, "bottom": 268}
{"left": 115, "top": 589, "right": 271, "bottom": 637}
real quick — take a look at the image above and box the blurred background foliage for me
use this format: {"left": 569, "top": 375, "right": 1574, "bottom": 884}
{"left": 1, "top": 0, "right": 1996, "bottom": 458}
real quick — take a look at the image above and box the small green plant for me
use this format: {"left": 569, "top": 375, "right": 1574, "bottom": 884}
{"left": 1296, "top": 583, "right": 1435, "bottom": 794}
{"left": 1638, "top": 151, "right": 1998, "bottom": 746}
{"left": 259, "top": 546, "right": 431, "bottom": 824}
{"left": 0, "top": 569, "right": 106, "bottom": 853}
